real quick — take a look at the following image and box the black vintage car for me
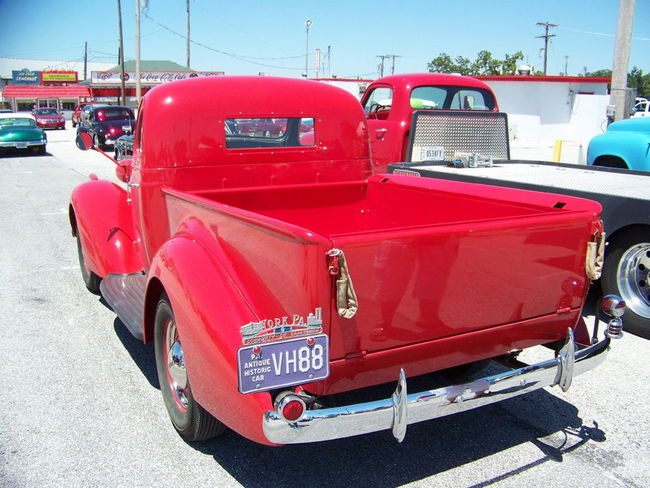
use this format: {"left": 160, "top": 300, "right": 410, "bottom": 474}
{"left": 77, "top": 105, "right": 135, "bottom": 149}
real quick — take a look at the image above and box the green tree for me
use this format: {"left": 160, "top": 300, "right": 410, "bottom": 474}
{"left": 628, "top": 67, "right": 650, "bottom": 99}
{"left": 586, "top": 69, "right": 612, "bottom": 78}
{"left": 428, "top": 50, "right": 524, "bottom": 76}
{"left": 502, "top": 51, "right": 524, "bottom": 75}
{"left": 587, "top": 67, "right": 650, "bottom": 98}
{"left": 427, "top": 53, "right": 470, "bottom": 75}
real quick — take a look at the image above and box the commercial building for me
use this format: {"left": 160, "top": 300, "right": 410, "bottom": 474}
{"left": 0, "top": 57, "right": 223, "bottom": 113}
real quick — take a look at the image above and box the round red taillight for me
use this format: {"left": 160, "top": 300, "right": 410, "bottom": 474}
{"left": 275, "top": 392, "right": 306, "bottom": 422}
{"left": 282, "top": 399, "right": 305, "bottom": 421}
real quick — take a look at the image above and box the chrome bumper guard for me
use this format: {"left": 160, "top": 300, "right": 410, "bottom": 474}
{"left": 263, "top": 329, "right": 611, "bottom": 444}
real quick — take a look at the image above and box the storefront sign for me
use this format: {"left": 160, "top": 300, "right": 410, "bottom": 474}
{"left": 12, "top": 69, "right": 40, "bottom": 85}
{"left": 41, "top": 71, "right": 78, "bottom": 84}
{"left": 91, "top": 70, "right": 224, "bottom": 85}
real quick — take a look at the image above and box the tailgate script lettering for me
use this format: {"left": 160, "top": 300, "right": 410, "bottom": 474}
{"left": 240, "top": 307, "right": 323, "bottom": 345}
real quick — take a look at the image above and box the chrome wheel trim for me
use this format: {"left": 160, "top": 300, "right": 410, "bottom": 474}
{"left": 165, "top": 319, "right": 189, "bottom": 410}
{"left": 616, "top": 242, "right": 650, "bottom": 318}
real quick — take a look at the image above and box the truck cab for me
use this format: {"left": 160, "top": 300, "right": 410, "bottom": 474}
{"left": 360, "top": 73, "right": 498, "bottom": 172}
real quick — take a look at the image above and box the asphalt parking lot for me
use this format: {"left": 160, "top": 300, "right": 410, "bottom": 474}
{"left": 1, "top": 124, "right": 649, "bottom": 488}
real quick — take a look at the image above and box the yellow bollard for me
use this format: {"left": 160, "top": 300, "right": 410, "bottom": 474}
{"left": 553, "top": 140, "right": 563, "bottom": 162}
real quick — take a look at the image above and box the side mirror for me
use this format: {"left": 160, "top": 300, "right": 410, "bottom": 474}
{"left": 75, "top": 132, "right": 94, "bottom": 151}
{"left": 116, "top": 159, "right": 132, "bottom": 183}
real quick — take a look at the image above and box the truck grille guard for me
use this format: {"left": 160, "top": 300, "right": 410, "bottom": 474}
{"left": 263, "top": 296, "right": 625, "bottom": 444}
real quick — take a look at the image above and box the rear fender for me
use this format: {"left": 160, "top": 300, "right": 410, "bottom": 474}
{"left": 148, "top": 233, "right": 276, "bottom": 445}
{"left": 70, "top": 179, "right": 144, "bottom": 277}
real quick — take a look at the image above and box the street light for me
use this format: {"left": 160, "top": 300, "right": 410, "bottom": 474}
{"left": 305, "top": 19, "right": 312, "bottom": 78}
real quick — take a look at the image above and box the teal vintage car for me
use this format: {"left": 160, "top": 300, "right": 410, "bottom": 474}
{"left": 0, "top": 113, "right": 47, "bottom": 155}
{"left": 587, "top": 117, "right": 650, "bottom": 171}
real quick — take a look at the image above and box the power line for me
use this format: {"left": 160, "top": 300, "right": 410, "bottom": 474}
{"left": 142, "top": 11, "right": 305, "bottom": 71}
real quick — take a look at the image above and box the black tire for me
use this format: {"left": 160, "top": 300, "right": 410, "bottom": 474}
{"left": 602, "top": 228, "right": 650, "bottom": 338}
{"left": 72, "top": 120, "right": 77, "bottom": 128}
{"left": 154, "top": 295, "right": 226, "bottom": 441}
{"left": 76, "top": 234, "right": 101, "bottom": 294}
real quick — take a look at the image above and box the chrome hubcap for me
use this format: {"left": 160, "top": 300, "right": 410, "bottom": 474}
{"left": 166, "top": 320, "right": 189, "bottom": 409}
{"left": 616, "top": 242, "right": 650, "bottom": 318}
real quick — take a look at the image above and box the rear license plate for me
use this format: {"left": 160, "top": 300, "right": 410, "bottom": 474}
{"left": 122, "top": 125, "right": 131, "bottom": 132}
{"left": 16, "top": 142, "right": 27, "bottom": 148}
{"left": 237, "top": 335, "right": 329, "bottom": 394}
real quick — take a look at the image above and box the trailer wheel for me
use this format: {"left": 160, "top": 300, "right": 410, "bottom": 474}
{"left": 76, "top": 234, "right": 101, "bottom": 294}
{"left": 154, "top": 294, "right": 226, "bottom": 442}
{"left": 602, "top": 229, "right": 650, "bottom": 338}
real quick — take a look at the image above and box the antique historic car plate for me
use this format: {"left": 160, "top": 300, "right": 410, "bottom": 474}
{"left": 16, "top": 142, "right": 27, "bottom": 149}
{"left": 237, "top": 334, "right": 329, "bottom": 394}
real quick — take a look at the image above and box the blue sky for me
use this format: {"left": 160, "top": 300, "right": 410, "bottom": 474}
{"left": 1, "top": 0, "right": 648, "bottom": 78}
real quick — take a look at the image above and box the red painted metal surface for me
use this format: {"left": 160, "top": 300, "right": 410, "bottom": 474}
{"left": 70, "top": 76, "right": 603, "bottom": 445}
{"left": 360, "top": 73, "right": 499, "bottom": 172}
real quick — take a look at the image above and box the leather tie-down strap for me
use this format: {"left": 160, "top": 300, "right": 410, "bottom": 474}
{"left": 586, "top": 231, "right": 605, "bottom": 281}
{"left": 327, "top": 248, "right": 358, "bottom": 319}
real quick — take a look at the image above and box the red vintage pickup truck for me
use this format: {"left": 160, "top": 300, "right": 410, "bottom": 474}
{"left": 361, "top": 73, "right": 500, "bottom": 172}
{"left": 70, "top": 76, "right": 623, "bottom": 446}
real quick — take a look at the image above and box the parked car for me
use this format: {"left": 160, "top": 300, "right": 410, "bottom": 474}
{"left": 77, "top": 105, "right": 136, "bottom": 149}
{"left": 587, "top": 117, "right": 650, "bottom": 171}
{"left": 0, "top": 113, "right": 47, "bottom": 155}
{"left": 114, "top": 134, "right": 133, "bottom": 160}
{"left": 71, "top": 103, "right": 92, "bottom": 128}
{"left": 33, "top": 108, "right": 65, "bottom": 130}
{"left": 632, "top": 98, "right": 649, "bottom": 118}
{"left": 0, "top": 108, "right": 13, "bottom": 113}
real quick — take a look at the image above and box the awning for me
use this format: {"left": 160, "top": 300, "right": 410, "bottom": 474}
{"left": 1, "top": 85, "right": 91, "bottom": 98}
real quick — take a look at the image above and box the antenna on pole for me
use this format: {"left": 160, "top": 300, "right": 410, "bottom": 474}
{"left": 536, "top": 21, "right": 557, "bottom": 75}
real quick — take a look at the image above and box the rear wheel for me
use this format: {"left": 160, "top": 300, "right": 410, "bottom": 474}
{"left": 76, "top": 234, "right": 101, "bottom": 294}
{"left": 602, "top": 228, "right": 650, "bottom": 338}
{"left": 154, "top": 294, "right": 226, "bottom": 441}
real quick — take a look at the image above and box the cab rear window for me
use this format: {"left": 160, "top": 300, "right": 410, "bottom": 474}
{"left": 410, "top": 86, "right": 495, "bottom": 111}
{"left": 225, "top": 117, "right": 314, "bottom": 149}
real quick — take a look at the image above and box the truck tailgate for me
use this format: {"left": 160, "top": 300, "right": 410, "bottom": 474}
{"left": 329, "top": 209, "right": 594, "bottom": 355}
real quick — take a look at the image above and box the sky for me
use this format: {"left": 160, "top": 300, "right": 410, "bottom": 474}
{"left": 1, "top": 0, "right": 649, "bottom": 79}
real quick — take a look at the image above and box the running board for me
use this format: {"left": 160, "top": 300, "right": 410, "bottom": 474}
{"left": 100, "top": 273, "right": 146, "bottom": 340}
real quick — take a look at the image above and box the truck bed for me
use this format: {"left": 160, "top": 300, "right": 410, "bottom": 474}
{"left": 193, "top": 175, "right": 586, "bottom": 237}
{"left": 164, "top": 173, "right": 601, "bottom": 386}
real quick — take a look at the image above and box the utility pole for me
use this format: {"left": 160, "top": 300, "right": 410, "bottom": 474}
{"left": 388, "top": 54, "right": 402, "bottom": 75}
{"left": 117, "top": 0, "right": 126, "bottom": 105}
{"left": 186, "top": 0, "right": 191, "bottom": 69}
{"left": 610, "top": 0, "right": 636, "bottom": 121}
{"left": 536, "top": 21, "right": 557, "bottom": 75}
{"left": 377, "top": 55, "right": 388, "bottom": 77}
{"left": 135, "top": 0, "right": 141, "bottom": 105}
{"left": 564, "top": 55, "right": 568, "bottom": 76}
{"left": 327, "top": 45, "right": 331, "bottom": 77}
{"left": 83, "top": 41, "right": 88, "bottom": 81}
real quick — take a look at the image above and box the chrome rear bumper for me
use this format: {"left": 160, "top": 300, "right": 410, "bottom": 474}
{"left": 263, "top": 330, "right": 611, "bottom": 444}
